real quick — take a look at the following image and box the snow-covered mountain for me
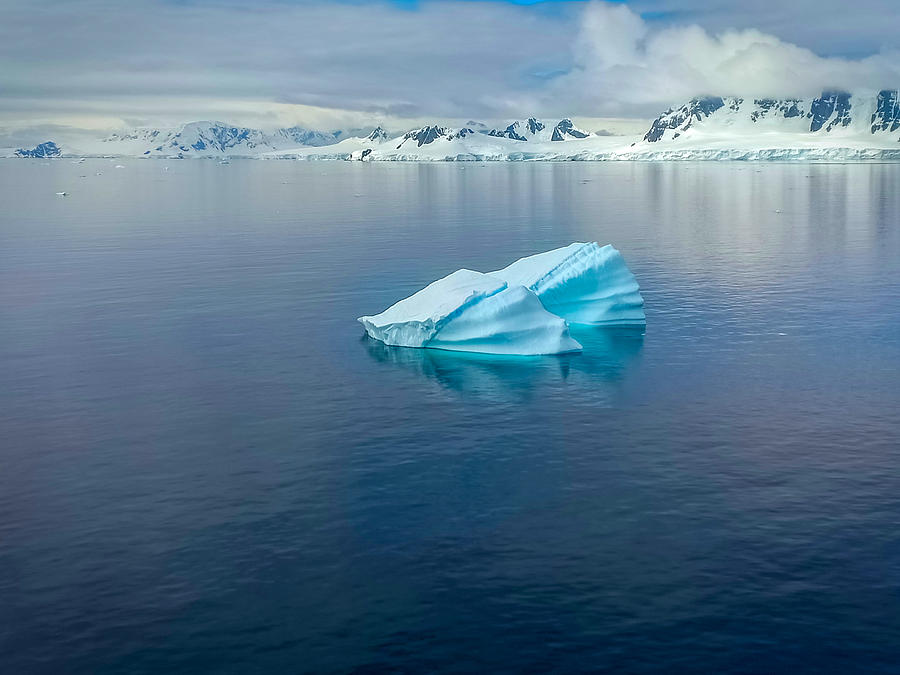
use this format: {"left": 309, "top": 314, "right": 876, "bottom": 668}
{"left": 262, "top": 96, "right": 900, "bottom": 161}
{"left": 267, "top": 100, "right": 900, "bottom": 161}
{"left": 4, "top": 121, "right": 351, "bottom": 158}
{"left": 366, "top": 126, "right": 389, "bottom": 142}
{"left": 608, "top": 90, "right": 900, "bottom": 160}
{"left": 551, "top": 119, "right": 591, "bottom": 141}
{"left": 640, "top": 91, "right": 900, "bottom": 145}
{"left": 488, "top": 117, "right": 548, "bottom": 141}
{"left": 7, "top": 92, "right": 900, "bottom": 161}
{"left": 396, "top": 125, "right": 480, "bottom": 148}
{"left": 262, "top": 117, "right": 604, "bottom": 161}
{"left": 104, "top": 122, "right": 281, "bottom": 157}
{"left": 487, "top": 117, "right": 590, "bottom": 142}
{"left": 261, "top": 117, "right": 608, "bottom": 161}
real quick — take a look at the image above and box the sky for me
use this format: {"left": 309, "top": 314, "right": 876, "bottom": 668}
{"left": 1, "top": 0, "right": 898, "bottom": 133}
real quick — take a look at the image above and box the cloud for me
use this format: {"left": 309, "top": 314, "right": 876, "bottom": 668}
{"left": 629, "top": 0, "right": 900, "bottom": 58}
{"left": 0, "top": 0, "right": 897, "bottom": 129}
{"left": 0, "top": 0, "right": 576, "bottom": 128}
{"left": 552, "top": 1, "right": 900, "bottom": 118}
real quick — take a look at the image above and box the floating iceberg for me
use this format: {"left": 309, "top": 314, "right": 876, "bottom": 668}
{"left": 358, "top": 243, "right": 644, "bottom": 355}
{"left": 358, "top": 269, "right": 582, "bottom": 355}
{"left": 491, "top": 242, "right": 645, "bottom": 326}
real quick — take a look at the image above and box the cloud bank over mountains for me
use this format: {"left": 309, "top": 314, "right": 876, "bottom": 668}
{"left": 559, "top": 2, "right": 900, "bottom": 118}
{"left": 0, "top": 0, "right": 897, "bottom": 130}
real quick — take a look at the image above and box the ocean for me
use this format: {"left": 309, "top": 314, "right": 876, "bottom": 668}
{"left": 2, "top": 159, "right": 899, "bottom": 673}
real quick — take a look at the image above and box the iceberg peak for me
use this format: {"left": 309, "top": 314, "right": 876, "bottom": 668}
{"left": 491, "top": 242, "right": 645, "bottom": 326}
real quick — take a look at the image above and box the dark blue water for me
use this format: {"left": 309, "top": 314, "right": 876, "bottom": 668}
{"left": 2, "top": 159, "right": 900, "bottom": 673}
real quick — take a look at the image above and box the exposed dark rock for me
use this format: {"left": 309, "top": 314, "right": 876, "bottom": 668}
{"left": 751, "top": 98, "right": 803, "bottom": 122}
{"left": 398, "top": 125, "right": 448, "bottom": 148}
{"left": 808, "top": 92, "right": 852, "bottom": 132}
{"left": 447, "top": 128, "right": 476, "bottom": 140}
{"left": 871, "top": 90, "right": 900, "bottom": 134}
{"left": 15, "top": 141, "right": 61, "bottom": 158}
{"left": 643, "top": 97, "right": 725, "bottom": 142}
{"left": 551, "top": 119, "right": 589, "bottom": 141}
{"left": 488, "top": 118, "right": 544, "bottom": 141}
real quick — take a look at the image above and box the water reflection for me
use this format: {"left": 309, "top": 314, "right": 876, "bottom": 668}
{"left": 363, "top": 326, "right": 644, "bottom": 404}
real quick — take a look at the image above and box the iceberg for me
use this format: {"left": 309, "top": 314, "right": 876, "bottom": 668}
{"left": 490, "top": 242, "right": 645, "bottom": 326}
{"left": 358, "top": 242, "right": 644, "bottom": 355}
{"left": 358, "top": 269, "right": 582, "bottom": 355}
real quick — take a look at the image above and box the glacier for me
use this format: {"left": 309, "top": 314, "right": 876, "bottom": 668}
{"left": 358, "top": 269, "right": 582, "bottom": 356}
{"left": 358, "top": 242, "right": 644, "bottom": 355}
{"left": 490, "top": 243, "right": 645, "bottom": 326}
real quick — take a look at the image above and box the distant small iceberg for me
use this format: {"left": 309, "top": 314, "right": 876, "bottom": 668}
{"left": 358, "top": 243, "right": 644, "bottom": 356}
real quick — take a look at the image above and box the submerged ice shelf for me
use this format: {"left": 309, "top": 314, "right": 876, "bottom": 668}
{"left": 359, "top": 243, "right": 645, "bottom": 355}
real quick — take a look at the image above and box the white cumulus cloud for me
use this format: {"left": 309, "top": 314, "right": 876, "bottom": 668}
{"left": 553, "top": 2, "right": 900, "bottom": 117}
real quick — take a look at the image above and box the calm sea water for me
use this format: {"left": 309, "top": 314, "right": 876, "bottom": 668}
{"left": 2, "top": 159, "right": 899, "bottom": 673}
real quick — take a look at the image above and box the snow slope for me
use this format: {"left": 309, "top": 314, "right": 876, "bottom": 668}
{"left": 263, "top": 126, "right": 398, "bottom": 161}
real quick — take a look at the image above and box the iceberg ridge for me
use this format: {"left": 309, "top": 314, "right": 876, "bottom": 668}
{"left": 491, "top": 243, "right": 645, "bottom": 325}
{"left": 358, "top": 269, "right": 506, "bottom": 348}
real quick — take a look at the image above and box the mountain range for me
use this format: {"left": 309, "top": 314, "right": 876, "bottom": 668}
{"left": 7, "top": 91, "right": 900, "bottom": 161}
